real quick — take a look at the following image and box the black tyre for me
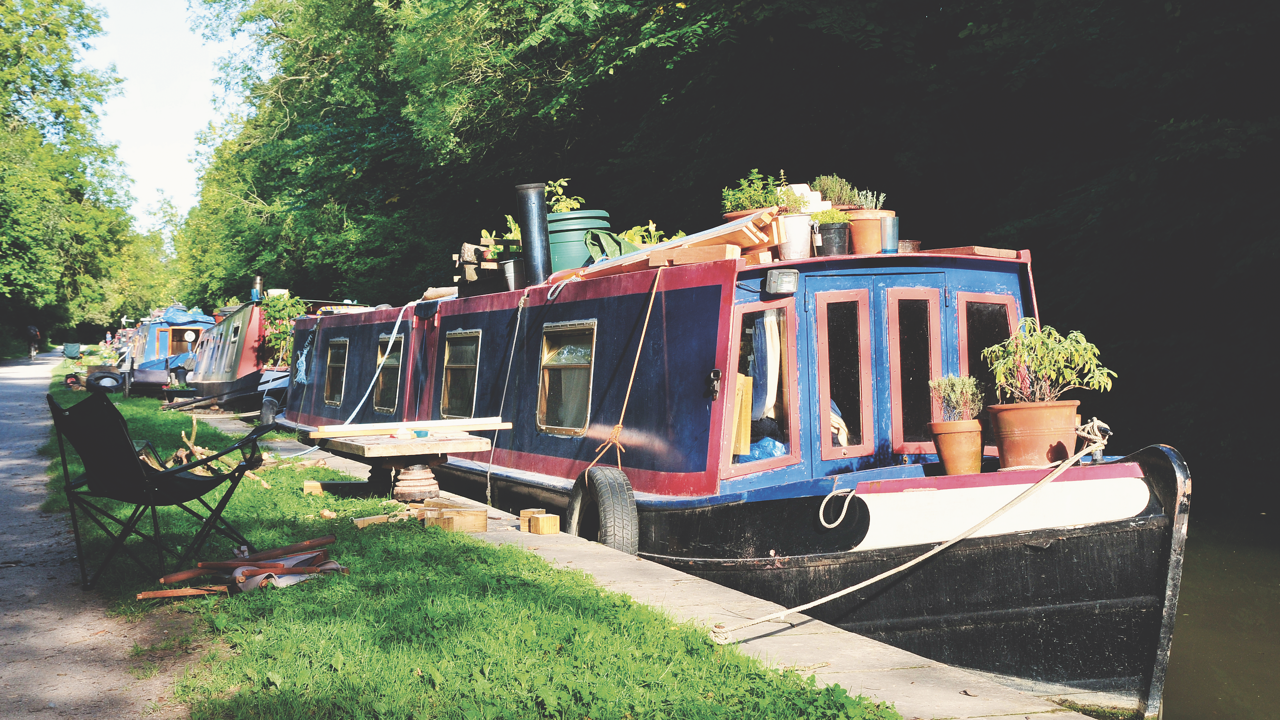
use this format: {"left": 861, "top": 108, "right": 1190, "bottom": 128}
{"left": 85, "top": 371, "right": 124, "bottom": 393}
{"left": 566, "top": 467, "right": 639, "bottom": 554}
{"left": 261, "top": 396, "right": 280, "bottom": 425}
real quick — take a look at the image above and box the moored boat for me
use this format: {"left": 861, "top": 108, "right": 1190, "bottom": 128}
{"left": 124, "top": 305, "right": 216, "bottom": 389}
{"left": 279, "top": 199, "right": 1188, "bottom": 717}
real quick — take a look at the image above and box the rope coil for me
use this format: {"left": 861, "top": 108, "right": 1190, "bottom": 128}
{"left": 711, "top": 418, "right": 1112, "bottom": 644}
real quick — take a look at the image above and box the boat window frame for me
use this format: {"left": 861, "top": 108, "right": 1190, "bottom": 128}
{"left": 324, "top": 338, "right": 349, "bottom": 407}
{"left": 814, "top": 289, "right": 875, "bottom": 460}
{"left": 719, "top": 297, "right": 802, "bottom": 479}
{"left": 372, "top": 333, "right": 404, "bottom": 414}
{"left": 441, "top": 329, "right": 482, "bottom": 419}
{"left": 155, "top": 328, "right": 168, "bottom": 361}
{"left": 223, "top": 322, "right": 241, "bottom": 373}
{"left": 956, "top": 292, "right": 1020, "bottom": 378}
{"left": 887, "top": 287, "right": 943, "bottom": 455}
{"left": 536, "top": 319, "right": 598, "bottom": 437}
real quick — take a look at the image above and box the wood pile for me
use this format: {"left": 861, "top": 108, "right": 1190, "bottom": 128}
{"left": 453, "top": 234, "right": 521, "bottom": 294}
{"left": 140, "top": 535, "right": 341, "bottom": 599}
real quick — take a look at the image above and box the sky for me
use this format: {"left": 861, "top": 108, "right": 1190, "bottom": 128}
{"left": 80, "top": 0, "right": 248, "bottom": 227}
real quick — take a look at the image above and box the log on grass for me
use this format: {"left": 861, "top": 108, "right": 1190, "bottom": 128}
{"left": 240, "top": 535, "right": 337, "bottom": 562}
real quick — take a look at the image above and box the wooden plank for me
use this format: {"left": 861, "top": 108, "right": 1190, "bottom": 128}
{"left": 441, "top": 508, "right": 488, "bottom": 533}
{"left": 420, "top": 286, "right": 458, "bottom": 301}
{"left": 320, "top": 434, "right": 490, "bottom": 458}
{"left": 529, "top": 514, "right": 560, "bottom": 535}
{"left": 158, "top": 568, "right": 215, "bottom": 585}
{"left": 353, "top": 515, "right": 389, "bottom": 529}
{"left": 313, "top": 417, "right": 510, "bottom": 437}
{"left": 733, "top": 374, "right": 753, "bottom": 456}
{"left": 569, "top": 209, "right": 776, "bottom": 281}
{"left": 423, "top": 515, "right": 456, "bottom": 531}
{"left": 302, "top": 480, "right": 323, "bottom": 496}
{"left": 242, "top": 535, "right": 337, "bottom": 562}
{"left": 647, "top": 245, "right": 742, "bottom": 267}
{"left": 197, "top": 561, "right": 284, "bottom": 570}
{"left": 743, "top": 249, "right": 774, "bottom": 266}
{"left": 519, "top": 509, "right": 547, "bottom": 532}
{"left": 913, "top": 246, "right": 1019, "bottom": 259}
{"left": 137, "top": 586, "right": 228, "bottom": 600}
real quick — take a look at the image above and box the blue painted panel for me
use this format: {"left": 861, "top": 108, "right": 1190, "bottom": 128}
{"left": 298, "top": 317, "right": 413, "bottom": 426}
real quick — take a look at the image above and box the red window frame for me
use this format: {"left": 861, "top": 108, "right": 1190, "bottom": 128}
{"left": 956, "top": 292, "right": 1020, "bottom": 378}
{"left": 814, "top": 289, "right": 875, "bottom": 460}
{"left": 887, "top": 287, "right": 943, "bottom": 455}
{"left": 719, "top": 297, "right": 802, "bottom": 479}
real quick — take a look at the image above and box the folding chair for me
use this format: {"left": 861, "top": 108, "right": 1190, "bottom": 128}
{"left": 47, "top": 391, "right": 275, "bottom": 590}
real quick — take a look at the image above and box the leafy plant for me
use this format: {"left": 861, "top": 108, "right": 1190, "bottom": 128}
{"left": 480, "top": 214, "right": 522, "bottom": 243}
{"left": 928, "top": 375, "right": 984, "bottom": 421}
{"left": 981, "top": 318, "right": 1116, "bottom": 403}
{"left": 851, "top": 188, "right": 887, "bottom": 210}
{"left": 812, "top": 174, "right": 857, "bottom": 205}
{"left": 617, "top": 220, "right": 685, "bottom": 246}
{"left": 777, "top": 170, "right": 809, "bottom": 215}
{"left": 811, "top": 208, "right": 850, "bottom": 225}
{"left": 545, "top": 178, "right": 584, "bottom": 213}
{"left": 721, "top": 169, "right": 781, "bottom": 213}
{"left": 261, "top": 291, "right": 309, "bottom": 367}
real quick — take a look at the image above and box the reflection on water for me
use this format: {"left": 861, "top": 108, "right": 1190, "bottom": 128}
{"left": 1162, "top": 514, "right": 1279, "bottom": 720}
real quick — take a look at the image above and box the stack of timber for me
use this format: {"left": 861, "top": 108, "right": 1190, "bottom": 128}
{"left": 141, "top": 535, "right": 340, "bottom": 598}
{"left": 454, "top": 234, "right": 522, "bottom": 296}
{"left": 546, "top": 207, "right": 783, "bottom": 284}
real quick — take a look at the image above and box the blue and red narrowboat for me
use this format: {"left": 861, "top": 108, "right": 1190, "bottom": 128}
{"left": 124, "top": 305, "right": 216, "bottom": 388}
{"left": 279, "top": 206, "right": 1187, "bottom": 718}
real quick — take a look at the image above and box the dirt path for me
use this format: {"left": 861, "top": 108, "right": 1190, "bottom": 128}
{"left": 0, "top": 356, "right": 191, "bottom": 719}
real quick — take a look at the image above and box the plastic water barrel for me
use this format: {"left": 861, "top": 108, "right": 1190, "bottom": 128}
{"left": 547, "top": 210, "right": 610, "bottom": 272}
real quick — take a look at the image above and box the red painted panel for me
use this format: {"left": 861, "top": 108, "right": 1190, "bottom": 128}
{"left": 453, "top": 447, "right": 720, "bottom": 497}
{"left": 887, "top": 287, "right": 943, "bottom": 455}
{"left": 855, "top": 462, "right": 1144, "bottom": 494}
{"left": 814, "top": 289, "right": 875, "bottom": 460}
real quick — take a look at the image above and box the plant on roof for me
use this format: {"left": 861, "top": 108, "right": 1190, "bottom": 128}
{"left": 262, "top": 291, "right": 309, "bottom": 366}
{"left": 721, "top": 169, "right": 782, "bottom": 213}
{"left": 982, "top": 318, "right": 1116, "bottom": 404}
{"left": 776, "top": 169, "right": 809, "bottom": 215}
{"left": 811, "top": 208, "right": 850, "bottom": 225}
{"left": 545, "top": 178, "right": 584, "bottom": 213}
{"left": 929, "top": 375, "right": 984, "bottom": 421}
{"left": 618, "top": 220, "right": 685, "bottom": 246}
{"left": 811, "top": 174, "right": 857, "bottom": 206}
{"left": 481, "top": 214, "right": 522, "bottom": 243}
{"left": 851, "top": 188, "right": 887, "bottom": 210}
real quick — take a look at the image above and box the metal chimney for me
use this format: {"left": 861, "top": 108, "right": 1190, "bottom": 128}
{"left": 515, "top": 183, "right": 550, "bottom": 285}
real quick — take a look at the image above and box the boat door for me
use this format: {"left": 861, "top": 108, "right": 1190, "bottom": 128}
{"left": 805, "top": 272, "right": 949, "bottom": 477}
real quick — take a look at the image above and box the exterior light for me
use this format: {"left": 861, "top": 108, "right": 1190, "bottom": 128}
{"left": 764, "top": 269, "right": 799, "bottom": 295}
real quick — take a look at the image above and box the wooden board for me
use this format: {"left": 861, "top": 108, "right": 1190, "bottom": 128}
{"left": 529, "top": 514, "right": 560, "bottom": 535}
{"left": 648, "top": 245, "right": 741, "bottom": 267}
{"left": 320, "top": 433, "right": 490, "bottom": 458}
{"left": 423, "top": 508, "right": 487, "bottom": 533}
{"left": 914, "top": 246, "right": 1020, "bottom": 259}
{"left": 733, "top": 374, "right": 753, "bottom": 456}
{"left": 310, "top": 416, "right": 511, "bottom": 439}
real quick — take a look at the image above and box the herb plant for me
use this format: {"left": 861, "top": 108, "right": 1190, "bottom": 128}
{"left": 851, "top": 188, "right": 887, "bottom": 210}
{"left": 545, "top": 178, "right": 584, "bottom": 213}
{"left": 928, "top": 375, "right": 984, "bottom": 421}
{"left": 811, "top": 208, "right": 850, "bottom": 225}
{"left": 721, "top": 169, "right": 781, "bottom": 213}
{"left": 812, "top": 174, "right": 857, "bottom": 205}
{"left": 776, "top": 170, "right": 809, "bottom": 215}
{"left": 981, "top": 318, "right": 1116, "bottom": 403}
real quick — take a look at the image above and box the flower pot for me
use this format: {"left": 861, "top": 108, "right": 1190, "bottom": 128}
{"left": 723, "top": 208, "right": 768, "bottom": 222}
{"left": 986, "top": 400, "right": 1080, "bottom": 468}
{"left": 815, "top": 223, "right": 850, "bottom": 256}
{"left": 929, "top": 420, "right": 983, "bottom": 475}
{"left": 547, "top": 210, "right": 610, "bottom": 273}
{"left": 777, "top": 214, "right": 813, "bottom": 260}
{"left": 846, "top": 209, "right": 895, "bottom": 254}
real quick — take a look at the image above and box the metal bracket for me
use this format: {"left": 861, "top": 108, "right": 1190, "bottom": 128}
{"left": 707, "top": 369, "right": 722, "bottom": 401}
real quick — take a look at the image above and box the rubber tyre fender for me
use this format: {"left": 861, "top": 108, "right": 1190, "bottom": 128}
{"left": 566, "top": 467, "right": 639, "bottom": 555}
{"left": 86, "top": 371, "right": 124, "bottom": 393}
{"left": 261, "top": 396, "right": 280, "bottom": 426}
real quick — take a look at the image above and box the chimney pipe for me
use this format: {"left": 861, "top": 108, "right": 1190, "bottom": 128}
{"left": 515, "top": 183, "right": 550, "bottom": 285}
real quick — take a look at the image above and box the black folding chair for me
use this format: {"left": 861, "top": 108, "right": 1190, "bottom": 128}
{"left": 47, "top": 392, "right": 275, "bottom": 590}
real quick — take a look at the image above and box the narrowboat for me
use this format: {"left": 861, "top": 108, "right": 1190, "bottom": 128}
{"left": 279, "top": 198, "right": 1187, "bottom": 718}
{"left": 125, "top": 305, "right": 215, "bottom": 388}
{"left": 189, "top": 298, "right": 288, "bottom": 411}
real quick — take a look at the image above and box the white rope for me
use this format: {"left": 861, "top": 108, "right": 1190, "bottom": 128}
{"left": 818, "top": 488, "right": 858, "bottom": 529}
{"left": 711, "top": 418, "right": 1112, "bottom": 644}
{"left": 485, "top": 294, "right": 529, "bottom": 505}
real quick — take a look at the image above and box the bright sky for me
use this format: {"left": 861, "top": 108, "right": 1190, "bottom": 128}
{"left": 81, "top": 0, "right": 247, "bottom": 227}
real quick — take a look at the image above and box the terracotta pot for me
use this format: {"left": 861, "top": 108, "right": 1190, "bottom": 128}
{"left": 929, "top": 419, "right": 983, "bottom": 475}
{"left": 986, "top": 400, "right": 1080, "bottom": 468}
{"left": 847, "top": 209, "right": 896, "bottom": 254}
{"left": 723, "top": 208, "right": 769, "bottom": 222}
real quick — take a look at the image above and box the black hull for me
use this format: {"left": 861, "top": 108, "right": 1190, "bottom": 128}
{"left": 436, "top": 445, "right": 1189, "bottom": 715}
{"left": 191, "top": 370, "right": 261, "bottom": 403}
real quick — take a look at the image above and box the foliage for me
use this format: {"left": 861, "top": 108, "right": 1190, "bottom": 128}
{"left": 811, "top": 208, "right": 850, "bottom": 225}
{"left": 618, "top": 220, "right": 685, "bottom": 246}
{"left": 850, "top": 188, "right": 886, "bottom": 210}
{"left": 40, "top": 376, "right": 900, "bottom": 720}
{"left": 776, "top": 171, "right": 810, "bottom": 215}
{"left": 812, "top": 175, "right": 857, "bottom": 206}
{"left": 929, "top": 375, "right": 984, "bottom": 422}
{"left": 261, "top": 292, "right": 309, "bottom": 366}
{"left": 545, "top": 178, "right": 584, "bottom": 214}
{"left": 722, "top": 169, "right": 783, "bottom": 213}
{"left": 480, "top": 215, "right": 522, "bottom": 243}
{"left": 982, "top": 318, "right": 1116, "bottom": 404}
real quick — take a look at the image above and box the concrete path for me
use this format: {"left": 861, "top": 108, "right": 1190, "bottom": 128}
{"left": 0, "top": 355, "right": 188, "bottom": 719}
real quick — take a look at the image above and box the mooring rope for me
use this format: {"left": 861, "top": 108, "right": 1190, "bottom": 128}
{"left": 711, "top": 418, "right": 1112, "bottom": 645}
{"left": 485, "top": 292, "right": 530, "bottom": 505}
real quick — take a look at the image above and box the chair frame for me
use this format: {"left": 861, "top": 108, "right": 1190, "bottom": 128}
{"left": 48, "top": 392, "right": 275, "bottom": 590}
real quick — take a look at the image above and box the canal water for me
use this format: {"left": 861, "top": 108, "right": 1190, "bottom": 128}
{"left": 1161, "top": 513, "right": 1279, "bottom": 719}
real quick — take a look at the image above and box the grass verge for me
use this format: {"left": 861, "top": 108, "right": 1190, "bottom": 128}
{"left": 40, "top": 369, "right": 901, "bottom": 719}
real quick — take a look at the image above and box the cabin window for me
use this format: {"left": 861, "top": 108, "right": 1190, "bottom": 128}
{"left": 957, "top": 293, "right": 1020, "bottom": 414}
{"left": 815, "top": 290, "right": 873, "bottom": 459}
{"left": 372, "top": 335, "right": 403, "bottom": 413}
{"left": 156, "top": 329, "right": 168, "bottom": 359}
{"left": 538, "top": 321, "right": 596, "bottom": 435}
{"left": 442, "top": 330, "right": 481, "bottom": 418}
{"left": 324, "top": 339, "right": 348, "bottom": 406}
{"left": 223, "top": 323, "right": 241, "bottom": 373}
{"left": 888, "top": 289, "right": 942, "bottom": 453}
{"left": 729, "top": 305, "right": 795, "bottom": 466}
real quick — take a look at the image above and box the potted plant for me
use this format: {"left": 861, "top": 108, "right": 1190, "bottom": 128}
{"left": 927, "top": 375, "right": 985, "bottom": 475}
{"left": 774, "top": 171, "right": 813, "bottom": 260}
{"left": 981, "top": 318, "right": 1116, "bottom": 468}
{"left": 846, "top": 188, "right": 893, "bottom": 254}
{"left": 545, "top": 179, "right": 610, "bottom": 272}
{"left": 810, "top": 208, "right": 851, "bottom": 256}
{"left": 721, "top": 169, "right": 783, "bottom": 221}
{"left": 811, "top": 174, "right": 857, "bottom": 209}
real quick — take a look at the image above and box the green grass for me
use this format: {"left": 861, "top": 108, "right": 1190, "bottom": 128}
{"left": 41, "top": 370, "right": 900, "bottom": 720}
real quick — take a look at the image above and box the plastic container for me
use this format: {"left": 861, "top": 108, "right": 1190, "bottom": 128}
{"left": 547, "top": 210, "right": 610, "bottom": 272}
{"left": 815, "top": 223, "right": 850, "bottom": 256}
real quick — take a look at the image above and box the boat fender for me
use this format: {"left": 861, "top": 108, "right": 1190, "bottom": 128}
{"left": 261, "top": 396, "right": 280, "bottom": 426}
{"left": 85, "top": 371, "right": 125, "bottom": 393}
{"left": 566, "top": 467, "right": 639, "bottom": 555}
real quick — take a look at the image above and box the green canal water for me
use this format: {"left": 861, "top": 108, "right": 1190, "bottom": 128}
{"left": 1161, "top": 514, "right": 1279, "bottom": 719}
